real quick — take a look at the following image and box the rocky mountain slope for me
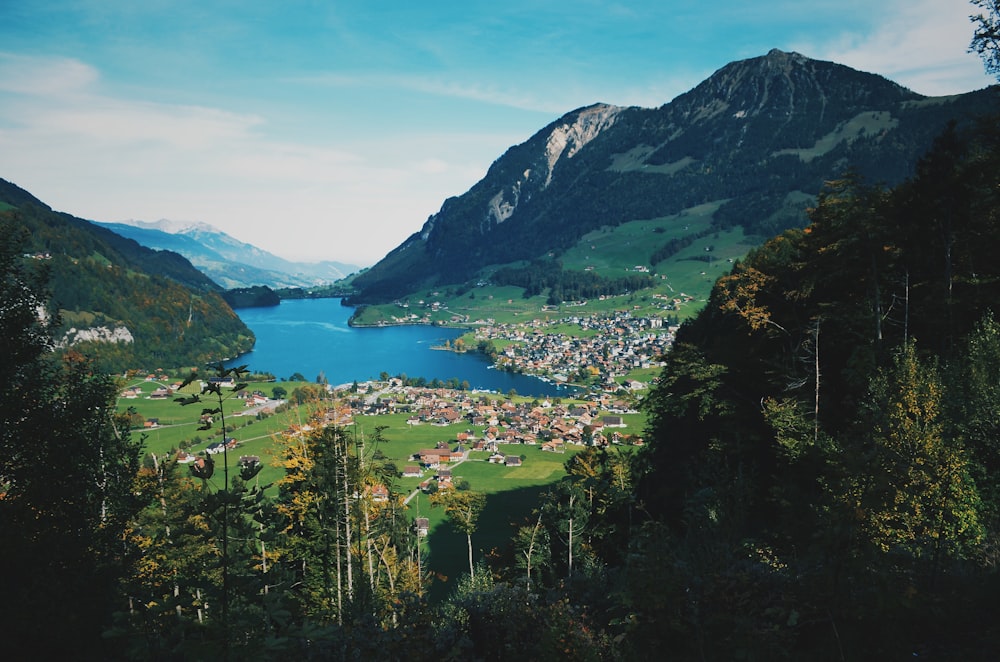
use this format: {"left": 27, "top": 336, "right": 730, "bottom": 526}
{"left": 348, "top": 49, "right": 996, "bottom": 304}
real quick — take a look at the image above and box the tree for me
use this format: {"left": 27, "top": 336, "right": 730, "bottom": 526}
{"left": 858, "top": 343, "right": 983, "bottom": 578}
{"left": 513, "top": 511, "right": 549, "bottom": 590}
{"left": 970, "top": 0, "right": 1000, "bottom": 79}
{"left": 113, "top": 456, "right": 226, "bottom": 657}
{"left": 292, "top": 383, "right": 322, "bottom": 404}
{"left": 949, "top": 313, "right": 1000, "bottom": 547}
{"left": 541, "top": 479, "right": 592, "bottom": 580}
{"left": 432, "top": 490, "right": 487, "bottom": 579}
{"left": 271, "top": 385, "right": 287, "bottom": 400}
{"left": 175, "top": 362, "right": 278, "bottom": 655}
{"left": 0, "top": 219, "right": 146, "bottom": 658}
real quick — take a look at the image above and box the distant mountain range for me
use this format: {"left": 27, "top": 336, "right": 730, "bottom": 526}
{"left": 95, "top": 219, "right": 362, "bottom": 290}
{"left": 348, "top": 49, "right": 997, "bottom": 305}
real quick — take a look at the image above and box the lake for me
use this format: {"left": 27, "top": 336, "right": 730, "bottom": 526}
{"left": 228, "top": 298, "right": 574, "bottom": 397}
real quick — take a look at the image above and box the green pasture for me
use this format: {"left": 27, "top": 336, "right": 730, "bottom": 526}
{"left": 118, "top": 376, "right": 316, "bottom": 486}
{"left": 119, "top": 377, "right": 646, "bottom": 595}
{"left": 404, "top": 447, "right": 583, "bottom": 600}
{"left": 351, "top": 202, "right": 762, "bottom": 329}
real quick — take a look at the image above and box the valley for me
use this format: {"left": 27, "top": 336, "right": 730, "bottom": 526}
{"left": 118, "top": 371, "right": 645, "bottom": 601}
{"left": 4, "top": 35, "right": 1000, "bottom": 657}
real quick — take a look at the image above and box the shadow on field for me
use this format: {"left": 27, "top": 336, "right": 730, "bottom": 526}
{"left": 423, "top": 483, "right": 551, "bottom": 603}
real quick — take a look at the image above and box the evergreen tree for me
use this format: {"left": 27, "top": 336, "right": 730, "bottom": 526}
{"left": 0, "top": 219, "right": 146, "bottom": 659}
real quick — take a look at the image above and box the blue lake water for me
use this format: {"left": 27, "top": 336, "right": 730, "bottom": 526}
{"left": 228, "top": 298, "right": 573, "bottom": 397}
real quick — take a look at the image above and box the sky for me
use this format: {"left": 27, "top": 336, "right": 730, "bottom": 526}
{"left": 0, "top": 1, "right": 994, "bottom": 266}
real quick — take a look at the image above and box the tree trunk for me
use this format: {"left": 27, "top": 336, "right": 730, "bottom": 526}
{"left": 341, "top": 436, "right": 354, "bottom": 600}
{"left": 568, "top": 493, "right": 575, "bottom": 579}
{"left": 467, "top": 533, "right": 475, "bottom": 580}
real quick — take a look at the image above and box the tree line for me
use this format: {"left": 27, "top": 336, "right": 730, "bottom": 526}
{"left": 492, "top": 258, "right": 654, "bottom": 304}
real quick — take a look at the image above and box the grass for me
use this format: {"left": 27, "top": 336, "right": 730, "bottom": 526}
{"left": 351, "top": 199, "right": 766, "bottom": 334}
{"left": 408, "top": 451, "right": 582, "bottom": 600}
{"left": 119, "top": 376, "right": 317, "bottom": 488}
{"left": 117, "top": 376, "right": 646, "bottom": 598}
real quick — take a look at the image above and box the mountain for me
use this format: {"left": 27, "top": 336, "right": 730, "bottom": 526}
{"left": 95, "top": 218, "right": 361, "bottom": 289}
{"left": 348, "top": 50, "right": 997, "bottom": 305}
{"left": 0, "top": 178, "right": 255, "bottom": 371}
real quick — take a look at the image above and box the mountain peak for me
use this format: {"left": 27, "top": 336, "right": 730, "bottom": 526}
{"left": 346, "top": 51, "right": 993, "bottom": 304}
{"left": 673, "top": 49, "right": 920, "bottom": 126}
{"left": 763, "top": 48, "right": 807, "bottom": 63}
{"left": 117, "top": 218, "right": 219, "bottom": 235}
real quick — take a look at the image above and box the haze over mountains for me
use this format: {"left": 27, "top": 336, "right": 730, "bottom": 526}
{"left": 2, "top": 48, "right": 996, "bottom": 372}
{"left": 348, "top": 49, "right": 997, "bottom": 304}
{"left": 95, "top": 219, "right": 362, "bottom": 290}
{"left": 0, "top": 178, "right": 254, "bottom": 371}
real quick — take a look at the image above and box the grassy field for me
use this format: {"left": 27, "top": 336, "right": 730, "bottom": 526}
{"left": 118, "top": 377, "right": 645, "bottom": 598}
{"left": 351, "top": 202, "right": 762, "bottom": 333}
{"left": 404, "top": 450, "right": 584, "bottom": 600}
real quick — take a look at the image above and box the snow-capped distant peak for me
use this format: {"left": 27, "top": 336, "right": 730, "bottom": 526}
{"left": 116, "top": 218, "right": 218, "bottom": 235}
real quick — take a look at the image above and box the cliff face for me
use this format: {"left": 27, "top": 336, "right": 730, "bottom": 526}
{"left": 348, "top": 50, "right": 996, "bottom": 304}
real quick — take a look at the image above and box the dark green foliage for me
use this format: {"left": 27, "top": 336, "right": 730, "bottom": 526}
{"left": 637, "top": 114, "right": 1000, "bottom": 657}
{"left": 492, "top": 259, "right": 654, "bottom": 302}
{"left": 0, "top": 224, "right": 146, "bottom": 659}
{"left": 649, "top": 229, "right": 708, "bottom": 264}
{"left": 223, "top": 285, "right": 281, "bottom": 308}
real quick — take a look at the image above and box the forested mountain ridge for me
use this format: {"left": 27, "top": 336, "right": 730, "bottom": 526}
{"left": 349, "top": 49, "right": 997, "bottom": 304}
{"left": 0, "top": 178, "right": 254, "bottom": 371}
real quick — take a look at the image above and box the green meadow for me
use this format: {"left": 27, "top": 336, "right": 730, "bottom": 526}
{"left": 118, "top": 376, "right": 645, "bottom": 597}
{"left": 351, "top": 202, "right": 760, "bottom": 335}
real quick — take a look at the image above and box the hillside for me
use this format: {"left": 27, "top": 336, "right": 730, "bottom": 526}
{"left": 95, "top": 219, "right": 361, "bottom": 289}
{"left": 348, "top": 50, "right": 997, "bottom": 307}
{"left": 0, "top": 178, "right": 255, "bottom": 371}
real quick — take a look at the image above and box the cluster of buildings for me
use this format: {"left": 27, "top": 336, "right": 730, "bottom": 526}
{"left": 375, "top": 387, "right": 641, "bottom": 492}
{"left": 340, "top": 381, "right": 640, "bottom": 447}
{"left": 473, "top": 312, "right": 676, "bottom": 387}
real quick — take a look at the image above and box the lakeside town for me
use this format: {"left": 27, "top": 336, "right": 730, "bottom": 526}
{"left": 124, "top": 363, "right": 645, "bottom": 489}
{"left": 468, "top": 310, "right": 677, "bottom": 388}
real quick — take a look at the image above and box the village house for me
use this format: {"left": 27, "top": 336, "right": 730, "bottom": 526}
{"left": 369, "top": 484, "right": 389, "bottom": 503}
{"left": 417, "top": 448, "right": 452, "bottom": 467}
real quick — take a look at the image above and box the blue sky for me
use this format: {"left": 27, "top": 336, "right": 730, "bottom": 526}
{"left": 0, "top": 0, "right": 993, "bottom": 265}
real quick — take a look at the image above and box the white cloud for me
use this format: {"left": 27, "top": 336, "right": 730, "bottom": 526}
{"left": 0, "top": 52, "right": 98, "bottom": 95}
{"left": 0, "top": 54, "right": 518, "bottom": 264}
{"left": 797, "top": 0, "right": 994, "bottom": 94}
